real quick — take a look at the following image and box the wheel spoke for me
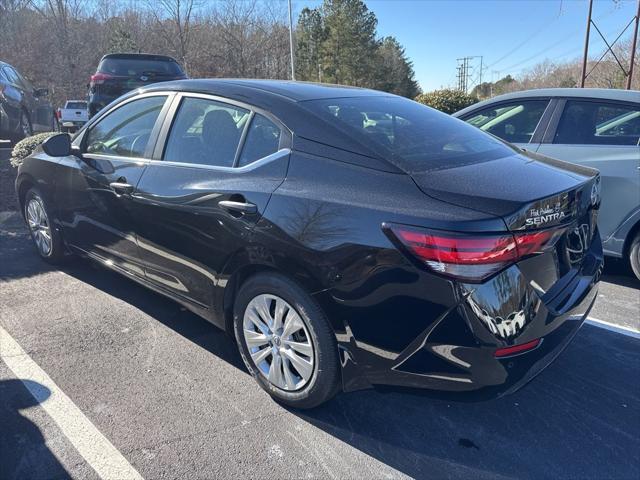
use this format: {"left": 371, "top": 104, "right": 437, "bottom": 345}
{"left": 268, "top": 353, "right": 285, "bottom": 389}
{"left": 246, "top": 309, "right": 270, "bottom": 336}
{"left": 282, "top": 348, "right": 313, "bottom": 381}
{"left": 254, "top": 296, "right": 274, "bottom": 329}
{"left": 251, "top": 346, "right": 271, "bottom": 365}
{"left": 36, "top": 202, "right": 44, "bottom": 224}
{"left": 27, "top": 202, "right": 37, "bottom": 226}
{"left": 244, "top": 329, "right": 269, "bottom": 348}
{"left": 284, "top": 339, "right": 312, "bottom": 358}
{"left": 40, "top": 230, "right": 51, "bottom": 252}
{"left": 282, "top": 357, "right": 297, "bottom": 390}
{"left": 273, "top": 297, "right": 287, "bottom": 331}
{"left": 282, "top": 310, "right": 304, "bottom": 338}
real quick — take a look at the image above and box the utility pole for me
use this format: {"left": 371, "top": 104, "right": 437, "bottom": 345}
{"left": 457, "top": 57, "right": 471, "bottom": 92}
{"left": 288, "top": 0, "right": 296, "bottom": 81}
{"left": 627, "top": 0, "right": 640, "bottom": 90}
{"left": 581, "top": 0, "right": 639, "bottom": 90}
{"left": 456, "top": 56, "right": 484, "bottom": 93}
{"left": 580, "top": 0, "right": 593, "bottom": 87}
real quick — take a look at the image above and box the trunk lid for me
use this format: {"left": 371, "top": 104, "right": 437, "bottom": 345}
{"left": 409, "top": 151, "right": 598, "bottom": 227}
{"left": 410, "top": 151, "right": 601, "bottom": 292}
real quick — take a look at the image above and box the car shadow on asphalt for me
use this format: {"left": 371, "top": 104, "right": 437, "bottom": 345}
{"left": 297, "top": 324, "right": 640, "bottom": 479}
{"left": 0, "top": 379, "right": 71, "bottom": 480}
{"left": 62, "top": 256, "right": 639, "bottom": 479}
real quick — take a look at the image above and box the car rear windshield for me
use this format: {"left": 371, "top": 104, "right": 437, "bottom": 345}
{"left": 303, "top": 96, "right": 515, "bottom": 173}
{"left": 98, "top": 58, "right": 184, "bottom": 77}
{"left": 66, "top": 102, "right": 86, "bottom": 109}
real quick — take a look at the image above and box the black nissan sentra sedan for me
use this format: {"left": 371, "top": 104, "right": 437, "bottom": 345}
{"left": 16, "top": 80, "right": 603, "bottom": 408}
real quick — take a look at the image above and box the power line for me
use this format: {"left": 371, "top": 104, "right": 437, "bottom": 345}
{"left": 488, "top": 4, "right": 619, "bottom": 73}
{"left": 580, "top": 0, "right": 640, "bottom": 89}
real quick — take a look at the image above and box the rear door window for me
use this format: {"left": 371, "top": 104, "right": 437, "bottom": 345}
{"left": 237, "top": 114, "right": 282, "bottom": 167}
{"left": 554, "top": 100, "right": 640, "bottom": 146}
{"left": 163, "top": 97, "right": 250, "bottom": 168}
{"left": 84, "top": 95, "right": 167, "bottom": 158}
{"left": 463, "top": 100, "right": 549, "bottom": 143}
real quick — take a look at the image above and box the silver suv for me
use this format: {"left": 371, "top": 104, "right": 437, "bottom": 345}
{"left": 455, "top": 88, "right": 640, "bottom": 280}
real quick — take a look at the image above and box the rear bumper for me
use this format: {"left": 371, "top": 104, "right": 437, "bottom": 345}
{"left": 324, "top": 231, "right": 604, "bottom": 399}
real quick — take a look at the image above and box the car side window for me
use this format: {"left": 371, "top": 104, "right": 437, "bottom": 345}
{"left": 84, "top": 96, "right": 167, "bottom": 158}
{"left": 463, "top": 100, "right": 549, "bottom": 143}
{"left": 163, "top": 97, "right": 250, "bottom": 168}
{"left": 554, "top": 100, "right": 640, "bottom": 146}
{"left": 237, "top": 114, "right": 281, "bottom": 167}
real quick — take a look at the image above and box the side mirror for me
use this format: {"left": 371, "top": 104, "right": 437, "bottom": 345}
{"left": 34, "top": 87, "right": 49, "bottom": 97}
{"left": 42, "top": 133, "right": 72, "bottom": 157}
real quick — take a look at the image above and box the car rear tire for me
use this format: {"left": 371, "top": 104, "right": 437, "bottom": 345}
{"left": 24, "top": 188, "right": 67, "bottom": 264}
{"left": 233, "top": 272, "right": 340, "bottom": 409}
{"left": 629, "top": 232, "right": 640, "bottom": 281}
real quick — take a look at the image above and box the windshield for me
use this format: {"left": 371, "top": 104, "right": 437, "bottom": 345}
{"left": 302, "top": 96, "right": 514, "bottom": 173}
{"left": 99, "top": 58, "right": 184, "bottom": 77}
{"left": 66, "top": 101, "right": 86, "bottom": 109}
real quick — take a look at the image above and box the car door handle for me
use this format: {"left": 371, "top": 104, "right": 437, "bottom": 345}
{"left": 218, "top": 200, "right": 257, "bottom": 214}
{"left": 109, "top": 182, "right": 134, "bottom": 195}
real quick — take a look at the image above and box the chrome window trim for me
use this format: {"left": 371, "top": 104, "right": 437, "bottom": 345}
{"left": 146, "top": 148, "right": 291, "bottom": 172}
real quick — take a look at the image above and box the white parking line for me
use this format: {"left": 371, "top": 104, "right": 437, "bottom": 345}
{"left": 0, "top": 325, "right": 144, "bottom": 480}
{"left": 586, "top": 317, "right": 640, "bottom": 339}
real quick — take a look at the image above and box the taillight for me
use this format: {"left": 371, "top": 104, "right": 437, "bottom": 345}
{"left": 384, "top": 223, "right": 562, "bottom": 282}
{"left": 90, "top": 72, "right": 114, "bottom": 85}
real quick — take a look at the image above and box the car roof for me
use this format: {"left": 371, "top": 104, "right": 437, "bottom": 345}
{"left": 141, "top": 78, "right": 393, "bottom": 103}
{"left": 454, "top": 87, "right": 640, "bottom": 117}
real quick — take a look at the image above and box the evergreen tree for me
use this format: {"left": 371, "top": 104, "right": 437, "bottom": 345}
{"left": 320, "top": 0, "right": 378, "bottom": 87}
{"left": 294, "top": 0, "right": 420, "bottom": 97}
{"left": 375, "top": 36, "right": 420, "bottom": 98}
{"left": 295, "top": 7, "right": 325, "bottom": 82}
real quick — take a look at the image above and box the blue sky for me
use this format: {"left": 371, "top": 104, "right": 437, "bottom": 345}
{"left": 294, "top": 0, "right": 640, "bottom": 91}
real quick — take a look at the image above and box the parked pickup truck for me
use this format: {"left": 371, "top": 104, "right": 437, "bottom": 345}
{"left": 57, "top": 100, "right": 88, "bottom": 132}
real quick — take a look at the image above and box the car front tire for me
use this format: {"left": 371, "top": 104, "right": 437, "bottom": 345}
{"left": 24, "top": 188, "right": 67, "bottom": 264}
{"left": 233, "top": 272, "right": 340, "bottom": 409}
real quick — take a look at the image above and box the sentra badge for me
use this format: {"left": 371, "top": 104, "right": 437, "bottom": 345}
{"left": 526, "top": 202, "right": 566, "bottom": 227}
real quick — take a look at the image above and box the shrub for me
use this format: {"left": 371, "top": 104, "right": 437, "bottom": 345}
{"left": 414, "top": 89, "right": 478, "bottom": 114}
{"left": 9, "top": 132, "right": 58, "bottom": 168}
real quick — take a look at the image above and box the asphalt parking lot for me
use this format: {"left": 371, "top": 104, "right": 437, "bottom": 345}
{"left": 1, "top": 147, "right": 639, "bottom": 479}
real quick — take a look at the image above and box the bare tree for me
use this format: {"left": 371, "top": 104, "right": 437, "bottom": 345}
{"left": 146, "top": 0, "right": 203, "bottom": 72}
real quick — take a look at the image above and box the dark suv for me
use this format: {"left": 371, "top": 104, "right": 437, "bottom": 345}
{"left": 0, "top": 60, "right": 56, "bottom": 142}
{"left": 87, "top": 53, "right": 186, "bottom": 117}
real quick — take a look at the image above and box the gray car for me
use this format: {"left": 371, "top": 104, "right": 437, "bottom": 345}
{"left": 454, "top": 88, "right": 640, "bottom": 280}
